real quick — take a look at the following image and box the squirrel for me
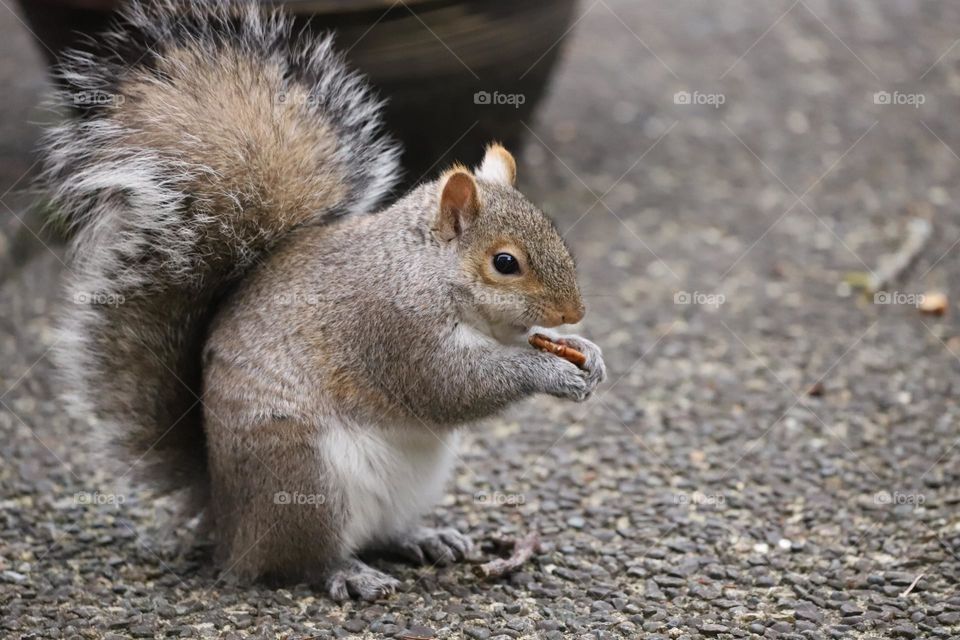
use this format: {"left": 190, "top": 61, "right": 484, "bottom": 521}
{"left": 43, "top": 0, "right": 606, "bottom": 600}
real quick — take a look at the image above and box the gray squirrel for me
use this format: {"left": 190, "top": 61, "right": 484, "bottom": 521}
{"left": 44, "top": 0, "right": 606, "bottom": 600}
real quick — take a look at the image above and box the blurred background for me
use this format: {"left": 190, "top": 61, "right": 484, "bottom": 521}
{"left": 4, "top": 1, "right": 960, "bottom": 638}
{"left": 15, "top": 0, "right": 579, "bottom": 189}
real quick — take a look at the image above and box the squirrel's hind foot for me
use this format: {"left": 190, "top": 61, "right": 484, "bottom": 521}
{"left": 326, "top": 559, "right": 400, "bottom": 602}
{"left": 390, "top": 527, "right": 474, "bottom": 566}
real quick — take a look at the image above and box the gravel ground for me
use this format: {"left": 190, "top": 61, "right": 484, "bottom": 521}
{"left": 5, "top": 1, "right": 960, "bottom": 638}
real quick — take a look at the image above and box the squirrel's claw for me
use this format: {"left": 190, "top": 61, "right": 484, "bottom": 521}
{"left": 390, "top": 527, "right": 474, "bottom": 566}
{"left": 326, "top": 559, "right": 400, "bottom": 602}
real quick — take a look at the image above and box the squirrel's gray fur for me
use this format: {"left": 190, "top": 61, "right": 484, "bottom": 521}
{"left": 45, "top": 0, "right": 605, "bottom": 598}
{"left": 44, "top": 0, "right": 399, "bottom": 502}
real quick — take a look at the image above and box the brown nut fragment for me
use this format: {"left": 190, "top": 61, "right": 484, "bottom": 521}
{"left": 806, "top": 381, "right": 825, "bottom": 397}
{"left": 529, "top": 333, "right": 587, "bottom": 369}
{"left": 919, "top": 291, "right": 948, "bottom": 316}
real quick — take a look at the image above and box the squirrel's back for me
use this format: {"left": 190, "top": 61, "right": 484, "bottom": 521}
{"left": 44, "top": 0, "right": 400, "bottom": 501}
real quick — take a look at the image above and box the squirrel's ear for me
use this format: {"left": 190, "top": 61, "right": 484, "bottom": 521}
{"left": 435, "top": 169, "right": 479, "bottom": 242}
{"left": 476, "top": 143, "right": 517, "bottom": 186}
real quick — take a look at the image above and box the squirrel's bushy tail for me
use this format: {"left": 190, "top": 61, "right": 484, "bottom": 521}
{"left": 43, "top": 0, "right": 400, "bottom": 501}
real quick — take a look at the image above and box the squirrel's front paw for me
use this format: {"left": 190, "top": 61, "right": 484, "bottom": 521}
{"left": 561, "top": 334, "right": 606, "bottom": 391}
{"left": 535, "top": 330, "right": 606, "bottom": 402}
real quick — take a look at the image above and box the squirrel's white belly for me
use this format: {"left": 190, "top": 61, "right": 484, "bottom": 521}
{"left": 318, "top": 423, "right": 460, "bottom": 553}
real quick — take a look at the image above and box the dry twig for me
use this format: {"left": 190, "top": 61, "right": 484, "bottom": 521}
{"left": 474, "top": 532, "right": 542, "bottom": 580}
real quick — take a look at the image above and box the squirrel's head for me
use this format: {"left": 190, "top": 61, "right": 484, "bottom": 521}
{"left": 433, "top": 144, "right": 584, "bottom": 334}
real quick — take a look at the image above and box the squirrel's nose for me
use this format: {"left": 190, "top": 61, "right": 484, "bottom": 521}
{"left": 541, "top": 303, "right": 585, "bottom": 327}
{"left": 561, "top": 304, "right": 585, "bottom": 325}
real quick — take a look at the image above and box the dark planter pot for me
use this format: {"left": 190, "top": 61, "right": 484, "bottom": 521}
{"left": 17, "top": 0, "right": 578, "bottom": 191}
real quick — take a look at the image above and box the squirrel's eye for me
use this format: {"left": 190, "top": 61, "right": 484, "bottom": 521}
{"left": 493, "top": 252, "right": 520, "bottom": 275}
